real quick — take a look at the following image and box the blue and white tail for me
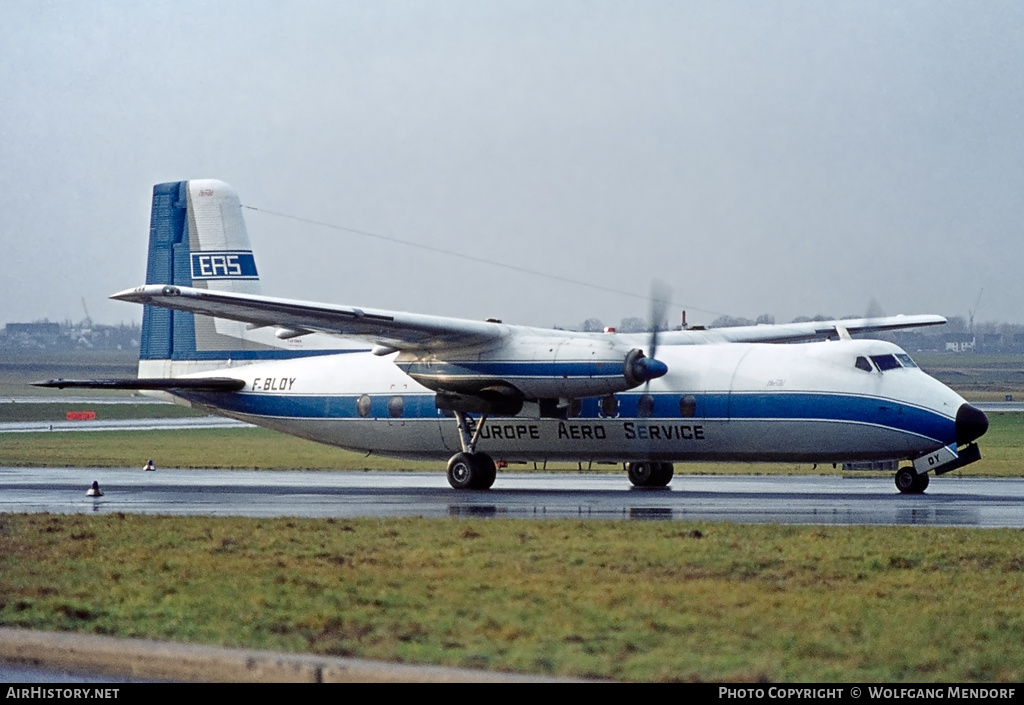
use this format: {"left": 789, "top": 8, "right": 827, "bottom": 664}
{"left": 138, "top": 179, "right": 337, "bottom": 378}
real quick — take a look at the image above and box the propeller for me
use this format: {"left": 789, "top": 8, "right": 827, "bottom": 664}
{"left": 648, "top": 279, "right": 671, "bottom": 363}
{"left": 636, "top": 281, "right": 672, "bottom": 481}
{"left": 628, "top": 280, "right": 671, "bottom": 410}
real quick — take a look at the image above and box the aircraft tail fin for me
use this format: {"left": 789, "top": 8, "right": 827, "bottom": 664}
{"left": 137, "top": 179, "right": 330, "bottom": 374}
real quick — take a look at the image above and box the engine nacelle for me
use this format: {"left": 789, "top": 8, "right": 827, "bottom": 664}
{"left": 396, "top": 335, "right": 667, "bottom": 400}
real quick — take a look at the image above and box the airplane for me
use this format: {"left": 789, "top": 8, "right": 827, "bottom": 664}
{"left": 37, "top": 179, "right": 990, "bottom": 493}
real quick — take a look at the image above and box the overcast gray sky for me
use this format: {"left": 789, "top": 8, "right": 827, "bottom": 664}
{"left": 2, "top": 1, "right": 1022, "bottom": 330}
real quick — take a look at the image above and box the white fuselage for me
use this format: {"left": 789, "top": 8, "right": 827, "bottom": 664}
{"left": 170, "top": 338, "right": 966, "bottom": 465}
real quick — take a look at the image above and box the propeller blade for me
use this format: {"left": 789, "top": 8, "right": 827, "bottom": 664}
{"left": 648, "top": 279, "right": 671, "bottom": 363}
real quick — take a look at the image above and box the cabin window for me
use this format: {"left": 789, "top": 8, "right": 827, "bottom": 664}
{"left": 679, "top": 395, "right": 697, "bottom": 418}
{"left": 357, "top": 394, "right": 372, "bottom": 417}
{"left": 870, "top": 354, "right": 901, "bottom": 371}
{"left": 638, "top": 394, "right": 655, "bottom": 418}
{"left": 600, "top": 394, "right": 618, "bottom": 418}
{"left": 896, "top": 353, "right": 918, "bottom": 368}
{"left": 855, "top": 356, "right": 873, "bottom": 372}
{"left": 388, "top": 395, "right": 404, "bottom": 418}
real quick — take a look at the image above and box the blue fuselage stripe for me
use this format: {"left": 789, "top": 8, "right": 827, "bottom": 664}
{"left": 178, "top": 390, "right": 955, "bottom": 444}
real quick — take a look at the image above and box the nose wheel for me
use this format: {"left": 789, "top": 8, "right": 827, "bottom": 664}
{"left": 895, "top": 466, "right": 929, "bottom": 494}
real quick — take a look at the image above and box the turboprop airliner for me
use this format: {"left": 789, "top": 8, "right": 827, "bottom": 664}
{"left": 38, "top": 179, "right": 989, "bottom": 493}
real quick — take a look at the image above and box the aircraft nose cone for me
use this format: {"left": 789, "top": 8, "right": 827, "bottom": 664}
{"left": 956, "top": 403, "right": 989, "bottom": 445}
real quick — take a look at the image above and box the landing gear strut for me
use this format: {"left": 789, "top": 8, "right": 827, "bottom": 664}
{"left": 895, "top": 466, "right": 929, "bottom": 494}
{"left": 445, "top": 411, "right": 497, "bottom": 490}
{"left": 627, "top": 461, "right": 674, "bottom": 488}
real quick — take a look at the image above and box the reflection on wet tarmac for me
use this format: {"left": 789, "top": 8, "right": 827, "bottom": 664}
{"left": 1, "top": 467, "right": 1022, "bottom": 528}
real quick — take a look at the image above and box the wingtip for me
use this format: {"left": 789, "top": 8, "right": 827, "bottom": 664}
{"left": 110, "top": 284, "right": 172, "bottom": 302}
{"left": 110, "top": 286, "right": 144, "bottom": 302}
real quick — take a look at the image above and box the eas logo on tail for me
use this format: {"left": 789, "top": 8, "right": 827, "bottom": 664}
{"left": 190, "top": 251, "right": 259, "bottom": 280}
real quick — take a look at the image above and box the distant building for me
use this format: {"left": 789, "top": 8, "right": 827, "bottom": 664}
{"left": 981, "top": 333, "right": 1003, "bottom": 351}
{"left": 1, "top": 321, "right": 140, "bottom": 351}
{"left": 5, "top": 322, "right": 60, "bottom": 336}
{"left": 3, "top": 322, "right": 60, "bottom": 348}
{"left": 944, "top": 334, "right": 976, "bottom": 353}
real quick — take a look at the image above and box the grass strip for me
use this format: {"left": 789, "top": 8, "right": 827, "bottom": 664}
{"left": 1, "top": 513, "right": 1022, "bottom": 682}
{"left": 0, "top": 403, "right": 204, "bottom": 423}
{"left": 0, "top": 428, "right": 436, "bottom": 472}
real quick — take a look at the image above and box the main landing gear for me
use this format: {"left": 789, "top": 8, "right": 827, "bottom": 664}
{"left": 446, "top": 411, "right": 497, "bottom": 489}
{"left": 895, "top": 466, "right": 930, "bottom": 494}
{"left": 627, "top": 461, "right": 674, "bottom": 488}
{"left": 447, "top": 452, "right": 497, "bottom": 490}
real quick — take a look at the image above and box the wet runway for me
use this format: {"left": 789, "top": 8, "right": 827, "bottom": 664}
{"left": 2, "top": 467, "right": 1024, "bottom": 527}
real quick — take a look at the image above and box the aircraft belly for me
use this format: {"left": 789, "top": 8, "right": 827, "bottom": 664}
{"left": 228, "top": 414, "right": 454, "bottom": 460}
{"left": 705, "top": 419, "right": 938, "bottom": 462}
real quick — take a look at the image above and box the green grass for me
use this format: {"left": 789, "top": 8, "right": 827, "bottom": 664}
{"left": 2, "top": 513, "right": 1022, "bottom": 682}
{"left": 0, "top": 428, "right": 434, "bottom": 471}
{"left": 0, "top": 402, "right": 204, "bottom": 423}
{"left": 0, "top": 349, "right": 138, "bottom": 398}
{"left": 949, "top": 412, "right": 1024, "bottom": 476}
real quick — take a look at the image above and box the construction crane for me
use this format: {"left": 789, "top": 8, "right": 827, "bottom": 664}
{"left": 81, "top": 297, "right": 93, "bottom": 329}
{"left": 968, "top": 289, "right": 983, "bottom": 337}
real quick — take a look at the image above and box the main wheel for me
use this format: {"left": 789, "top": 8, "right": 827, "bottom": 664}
{"left": 447, "top": 453, "right": 475, "bottom": 489}
{"left": 472, "top": 453, "right": 497, "bottom": 490}
{"left": 446, "top": 452, "right": 497, "bottom": 490}
{"left": 654, "top": 462, "right": 674, "bottom": 487}
{"left": 895, "top": 467, "right": 927, "bottom": 494}
{"left": 627, "top": 461, "right": 654, "bottom": 486}
{"left": 628, "top": 461, "right": 672, "bottom": 487}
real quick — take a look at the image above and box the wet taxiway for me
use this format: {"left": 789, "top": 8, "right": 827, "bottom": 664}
{"left": 2, "top": 467, "right": 1023, "bottom": 527}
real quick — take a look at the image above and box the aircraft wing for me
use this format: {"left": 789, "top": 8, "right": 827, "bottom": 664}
{"left": 113, "top": 285, "right": 947, "bottom": 352}
{"left": 111, "top": 284, "right": 504, "bottom": 350}
{"left": 656, "top": 314, "right": 947, "bottom": 345}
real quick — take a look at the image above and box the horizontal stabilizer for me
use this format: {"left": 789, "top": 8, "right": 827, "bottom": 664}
{"left": 32, "top": 377, "right": 246, "bottom": 392}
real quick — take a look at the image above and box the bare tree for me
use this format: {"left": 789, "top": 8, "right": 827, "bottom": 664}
{"left": 618, "top": 317, "right": 648, "bottom": 333}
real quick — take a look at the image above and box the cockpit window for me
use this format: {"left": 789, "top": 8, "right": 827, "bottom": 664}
{"left": 896, "top": 353, "right": 918, "bottom": 368}
{"left": 870, "top": 354, "right": 902, "bottom": 371}
{"left": 855, "top": 356, "right": 873, "bottom": 372}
